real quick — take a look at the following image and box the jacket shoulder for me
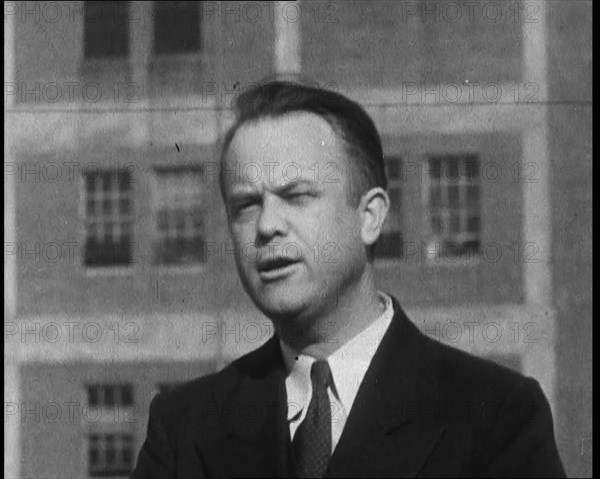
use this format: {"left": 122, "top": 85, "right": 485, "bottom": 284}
{"left": 417, "top": 325, "right": 534, "bottom": 398}
{"left": 149, "top": 338, "right": 277, "bottom": 422}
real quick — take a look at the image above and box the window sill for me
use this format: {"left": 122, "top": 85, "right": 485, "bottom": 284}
{"left": 375, "top": 257, "right": 482, "bottom": 268}
{"left": 151, "top": 52, "right": 205, "bottom": 63}
{"left": 153, "top": 264, "right": 209, "bottom": 274}
{"left": 84, "top": 266, "right": 136, "bottom": 278}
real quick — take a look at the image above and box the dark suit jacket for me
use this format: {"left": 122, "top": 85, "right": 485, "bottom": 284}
{"left": 131, "top": 297, "right": 565, "bottom": 478}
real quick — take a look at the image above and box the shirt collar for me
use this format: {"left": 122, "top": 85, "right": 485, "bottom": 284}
{"left": 280, "top": 292, "right": 395, "bottom": 421}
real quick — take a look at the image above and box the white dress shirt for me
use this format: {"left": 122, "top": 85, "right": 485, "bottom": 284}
{"left": 280, "top": 292, "right": 394, "bottom": 452}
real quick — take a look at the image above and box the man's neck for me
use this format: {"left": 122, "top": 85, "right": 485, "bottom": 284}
{"left": 276, "top": 269, "right": 385, "bottom": 358}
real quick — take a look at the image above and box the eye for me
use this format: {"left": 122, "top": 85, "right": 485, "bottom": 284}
{"left": 238, "top": 201, "right": 256, "bottom": 211}
{"left": 287, "top": 190, "right": 315, "bottom": 201}
{"left": 231, "top": 199, "right": 259, "bottom": 216}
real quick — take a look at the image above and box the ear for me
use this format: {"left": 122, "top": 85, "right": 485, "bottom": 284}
{"left": 358, "top": 187, "right": 390, "bottom": 246}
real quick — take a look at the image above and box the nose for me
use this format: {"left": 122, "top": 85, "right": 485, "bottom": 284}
{"left": 256, "top": 193, "right": 287, "bottom": 245}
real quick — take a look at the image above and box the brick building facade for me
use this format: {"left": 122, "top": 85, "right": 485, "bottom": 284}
{"left": 4, "top": 1, "right": 591, "bottom": 477}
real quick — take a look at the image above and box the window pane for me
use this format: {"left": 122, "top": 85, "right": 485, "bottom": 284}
{"left": 450, "top": 215, "right": 461, "bottom": 234}
{"left": 115, "top": 241, "right": 132, "bottom": 264}
{"left": 120, "top": 385, "right": 133, "bottom": 407}
{"left": 87, "top": 199, "right": 96, "bottom": 216}
{"left": 191, "top": 209, "right": 203, "bottom": 229}
{"left": 431, "top": 216, "right": 442, "bottom": 235}
{"left": 157, "top": 210, "right": 169, "bottom": 232}
{"left": 175, "top": 210, "right": 186, "bottom": 232}
{"left": 465, "top": 157, "right": 479, "bottom": 182}
{"left": 388, "top": 186, "right": 402, "bottom": 212}
{"left": 445, "top": 160, "right": 459, "bottom": 182}
{"left": 428, "top": 158, "right": 441, "bottom": 181}
{"left": 104, "top": 386, "right": 114, "bottom": 408}
{"left": 463, "top": 240, "right": 481, "bottom": 256}
{"left": 84, "top": 1, "right": 129, "bottom": 58}
{"left": 443, "top": 241, "right": 461, "bottom": 258}
{"left": 375, "top": 231, "right": 403, "bottom": 259}
{"left": 122, "top": 221, "right": 133, "bottom": 239}
{"left": 88, "top": 386, "right": 99, "bottom": 407}
{"left": 153, "top": 166, "right": 205, "bottom": 264}
{"left": 119, "top": 170, "right": 132, "bottom": 190}
{"left": 385, "top": 158, "right": 402, "bottom": 180}
{"left": 466, "top": 185, "right": 480, "bottom": 208}
{"left": 448, "top": 185, "right": 460, "bottom": 208}
{"left": 154, "top": 2, "right": 201, "bottom": 54}
{"left": 103, "top": 199, "right": 112, "bottom": 214}
{"left": 105, "top": 435, "right": 116, "bottom": 465}
{"left": 103, "top": 173, "right": 112, "bottom": 192}
{"left": 86, "top": 174, "right": 98, "bottom": 191}
{"left": 467, "top": 216, "right": 480, "bottom": 233}
{"left": 425, "top": 154, "right": 481, "bottom": 261}
{"left": 88, "top": 433, "right": 134, "bottom": 476}
{"left": 88, "top": 434, "right": 100, "bottom": 468}
{"left": 87, "top": 232, "right": 97, "bottom": 246}
{"left": 429, "top": 186, "right": 442, "bottom": 209}
{"left": 119, "top": 198, "right": 131, "bottom": 214}
{"left": 104, "top": 222, "right": 114, "bottom": 242}
{"left": 84, "top": 170, "right": 134, "bottom": 267}
{"left": 121, "top": 444, "right": 133, "bottom": 466}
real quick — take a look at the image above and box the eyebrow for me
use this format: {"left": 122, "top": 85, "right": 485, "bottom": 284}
{"left": 272, "top": 179, "right": 318, "bottom": 195}
{"left": 228, "top": 178, "right": 318, "bottom": 201}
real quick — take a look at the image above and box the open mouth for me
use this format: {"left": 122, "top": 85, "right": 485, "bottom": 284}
{"left": 257, "top": 256, "right": 301, "bottom": 280}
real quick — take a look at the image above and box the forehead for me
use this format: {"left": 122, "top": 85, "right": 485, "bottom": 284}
{"left": 231, "top": 111, "right": 341, "bottom": 155}
{"left": 224, "top": 112, "right": 348, "bottom": 188}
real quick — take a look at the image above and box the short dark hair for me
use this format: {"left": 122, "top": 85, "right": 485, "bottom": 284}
{"left": 219, "top": 80, "right": 387, "bottom": 205}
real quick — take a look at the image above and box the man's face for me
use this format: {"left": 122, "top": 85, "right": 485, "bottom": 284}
{"left": 222, "top": 112, "right": 369, "bottom": 325}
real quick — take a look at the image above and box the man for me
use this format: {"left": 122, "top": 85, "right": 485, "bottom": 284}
{"left": 132, "top": 81, "right": 565, "bottom": 478}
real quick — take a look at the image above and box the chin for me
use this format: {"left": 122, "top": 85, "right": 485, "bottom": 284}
{"left": 250, "top": 287, "right": 314, "bottom": 322}
{"left": 256, "top": 295, "right": 305, "bottom": 320}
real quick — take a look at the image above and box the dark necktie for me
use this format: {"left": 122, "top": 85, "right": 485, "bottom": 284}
{"left": 292, "top": 360, "right": 333, "bottom": 478}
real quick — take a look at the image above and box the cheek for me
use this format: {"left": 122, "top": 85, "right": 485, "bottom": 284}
{"left": 228, "top": 228, "right": 253, "bottom": 268}
{"left": 230, "top": 221, "right": 254, "bottom": 244}
{"left": 300, "top": 211, "right": 361, "bottom": 261}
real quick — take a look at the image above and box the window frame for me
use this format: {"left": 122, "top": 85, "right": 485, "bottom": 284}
{"left": 84, "top": 383, "right": 136, "bottom": 477}
{"left": 81, "top": 168, "right": 136, "bottom": 273}
{"left": 151, "top": 1, "right": 204, "bottom": 60}
{"left": 87, "top": 432, "right": 135, "bottom": 477}
{"left": 83, "top": 1, "right": 131, "bottom": 60}
{"left": 150, "top": 164, "right": 208, "bottom": 272}
{"left": 422, "top": 153, "right": 482, "bottom": 265}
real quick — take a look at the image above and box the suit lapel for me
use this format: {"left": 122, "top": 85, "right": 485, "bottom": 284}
{"left": 195, "top": 337, "right": 293, "bottom": 478}
{"left": 326, "top": 299, "right": 447, "bottom": 478}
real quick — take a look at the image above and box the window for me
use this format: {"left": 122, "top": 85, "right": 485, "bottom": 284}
{"left": 88, "top": 433, "right": 133, "bottom": 477}
{"left": 425, "top": 155, "right": 481, "bottom": 259}
{"left": 152, "top": 165, "right": 205, "bottom": 265}
{"left": 84, "top": 1, "right": 130, "bottom": 59}
{"left": 87, "top": 384, "right": 134, "bottom": 408}
{"left": 86, "top": 384, "right": 135, "bottom": 476}
{"left": 84, "top": 169, "right": 134, "bottom": 267}
{"left": 154, "top": 2, "right": 201, "bottom": 54}
{"left": 375, "top": 157, "right": 403, "bottom": 258}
